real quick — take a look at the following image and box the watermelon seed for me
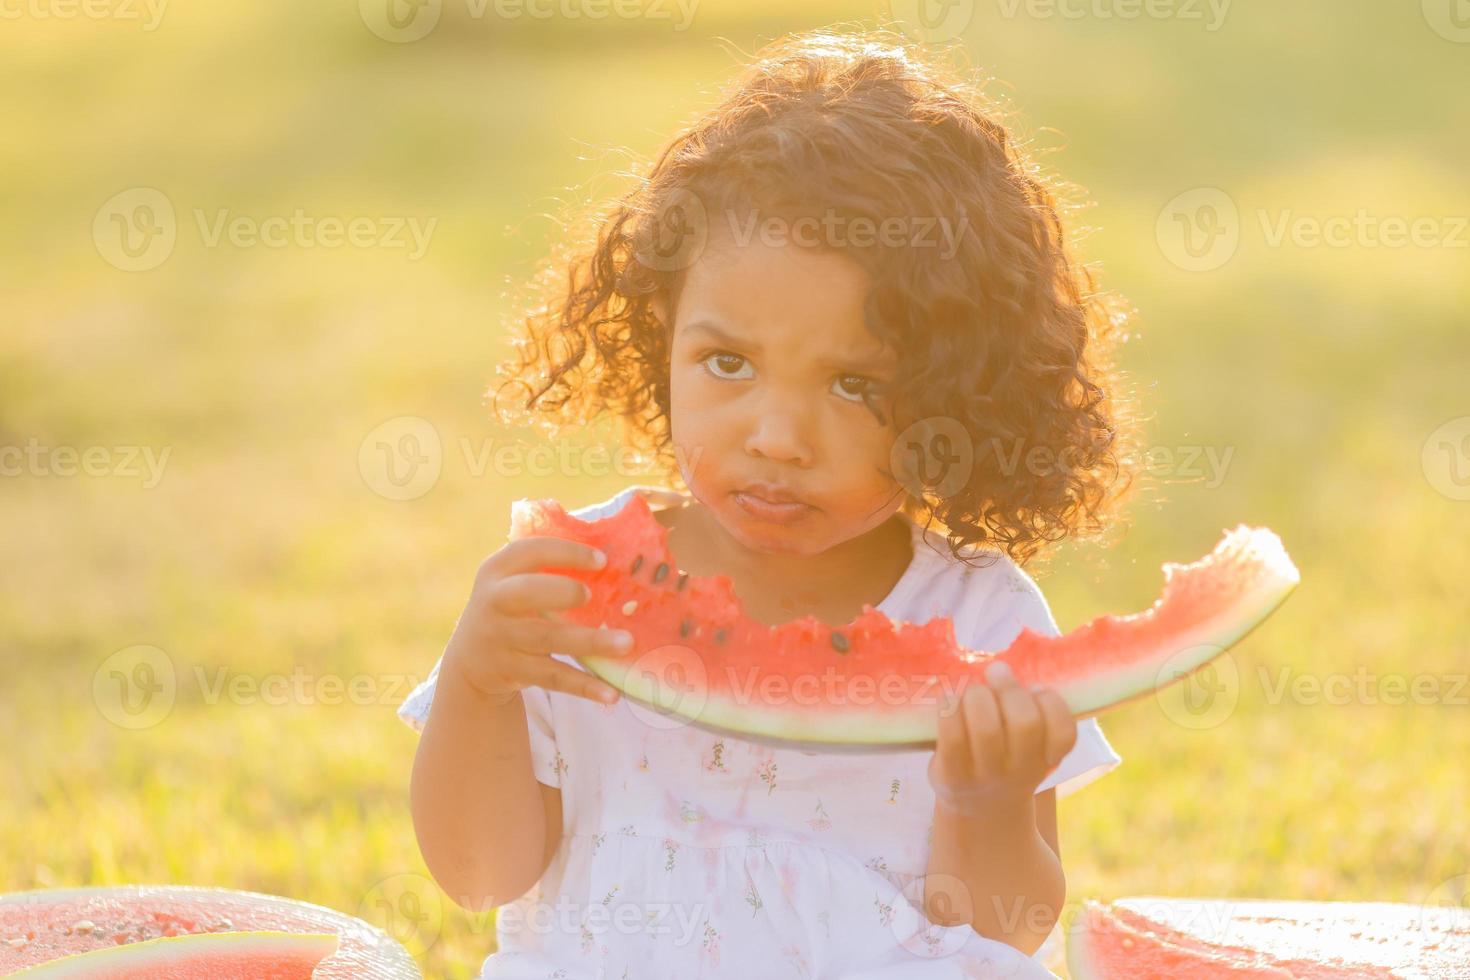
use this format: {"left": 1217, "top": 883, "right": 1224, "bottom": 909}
{"left": 71, "top": 920, "right": 97, "bottom": 935}
{"left": 630, "top": 555, "right": 644, "bottom": 574}
{"left": 830, "top": 631, "right": 850, "bottom": 654}
{"left": 676, "top": 571, "right": 689, "bottom": 591}
{"left": 679, "top": 618, "right": 693, "bottom": 638}
{"left": 621, "top": 600, "right": 638, "bottom": 616}
{"left": 714, "top": 628, "right": 727, "bottom": 644}
{"left": 653, "top": 562, "right": 669, "bottom": 583}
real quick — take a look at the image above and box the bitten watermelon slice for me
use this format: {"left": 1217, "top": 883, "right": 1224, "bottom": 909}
{"left": 8, "top": 930, "right": 338, "bottom": 978}
{"left": 0, "top": 886, "right": 420, "bottom": 978}
{"left": 508, "top": 491, "right": 1301, "bottom": 751}
{"left": 1067, "top": 897, "right": 1470, "bottom": 978}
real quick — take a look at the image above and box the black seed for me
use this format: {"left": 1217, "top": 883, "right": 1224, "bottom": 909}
{"left": 630, "top": 554, "right": 643, "bottom": 574}
{"left": 714, "top": 628, "right": 727, "bottom": 644}
{"left": 830, "top": 631, "right": 850, "bottom": 654}
{"left": 679, "top": 618, "right": 693, "bottom": 638}
{"left": 653, "top": 562, "right": 669, "bottom": 583}
{"left": 676, "top": 571, "right": 689, "bottom": 591}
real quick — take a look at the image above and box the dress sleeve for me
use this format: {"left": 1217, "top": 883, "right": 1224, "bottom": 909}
{"left": 396, "top": 654, "right": 564, "bottom": 789}
{"left": 990, "top": 560, "right": 1124, "bottom": 801}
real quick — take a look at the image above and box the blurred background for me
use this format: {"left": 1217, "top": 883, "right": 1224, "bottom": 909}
{"left": 3, "top": 1, "right": 1467, "bottom": 976}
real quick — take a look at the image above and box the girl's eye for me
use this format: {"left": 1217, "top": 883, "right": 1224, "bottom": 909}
{"left": 701, "top": 352, "right": 753, "bottom": 380}
{"left": 699, "top": 351, "right": 879, "bottom": 406}
{"left": 832, "top": 374, "right": 875, "bottom": 404}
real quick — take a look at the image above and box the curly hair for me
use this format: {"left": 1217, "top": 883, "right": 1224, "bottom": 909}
{"left": 490, "top": 28, "right": 1147, "bottom": 571}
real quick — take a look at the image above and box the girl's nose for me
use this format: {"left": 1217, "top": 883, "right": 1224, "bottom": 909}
{"left": 743, "top": 405, "right": 814, "bottom": 467}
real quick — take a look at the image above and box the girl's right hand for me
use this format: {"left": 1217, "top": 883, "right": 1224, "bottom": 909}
{"left": 441, "top": 536, "right": 635, "bottom": 706}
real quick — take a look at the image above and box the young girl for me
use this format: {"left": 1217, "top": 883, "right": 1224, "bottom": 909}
{"left": 399, "top": 28, "right": 1140, "bottom": 980}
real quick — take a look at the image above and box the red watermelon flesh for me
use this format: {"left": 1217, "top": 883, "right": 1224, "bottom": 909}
{"left": 0, "top": 886, "right": 419, "bottom": 978}
{"left": 1067, "top": 900, "right": 1297, "bottom": 978}
{"left": 1067, "top": 897, "right": 1469, "bottom": 978}
{"left": 9, "top": 930, "right": 338, "bottom": 978}
{"left": 508, "top": 491, "right": 1301, "bottom": 751}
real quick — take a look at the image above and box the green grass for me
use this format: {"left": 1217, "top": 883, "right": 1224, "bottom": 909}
{"left": 3, "top": 3, "right": 1467, "bottom": 976}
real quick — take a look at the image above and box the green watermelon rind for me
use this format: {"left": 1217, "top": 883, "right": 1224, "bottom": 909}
{"left": 516, "top": 494, "right": 1301, "bottom": 750}
{"left": 1067, "top": 896, "right": 1470, "bottom": 978}
{"left": 0, "top": 885, "right": 421, "bottom": 979}
{"left": 1065, "top": 899, "right": 1306, "bottom": 978}
{"left": 582, "top": 549, "right": 1299, "bottom": 751}
{"left": 8, "top": 930, "right": 339, "bottom": 977}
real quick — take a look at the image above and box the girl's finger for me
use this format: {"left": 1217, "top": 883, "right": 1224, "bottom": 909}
{"left": 487, "top": 572, "right": 590, "bottom": 617}
{"left": 1036, "top": 688, "right": 1078, "bottom": 769}
{"left": 515, "top": 654, "right": 621, "bottom": 705}
{"left": 988, "top": 661, "right": 1043, "bottom": 773}
{"left": 505, "top": 615, "right": 635, "bottom": 660}
{"left": 484, "top": 535, "right": 607, "bottom": 580}
{"left": 960, "top": 681, "right": 1005, "bottom": 777}
{"left": 934, "top": 680, "right": 975, "bottom": 777}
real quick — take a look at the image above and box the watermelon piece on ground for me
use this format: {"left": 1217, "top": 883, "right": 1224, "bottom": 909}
{"left": 508, "top": 491, "right": 1301, "bottom": 751}
{"left": 1067, "top": 897, "right": 1470, "bottom": 978}
{"left": 0, "top": 886, "right": 420, "bottom": 978}
{"left": 7, "top": 929, "right": 337, "bottom": 978}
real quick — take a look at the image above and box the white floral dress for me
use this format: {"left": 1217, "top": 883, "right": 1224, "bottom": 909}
{"left": 398, "top": 485, "right": 1122, "bottom": 979}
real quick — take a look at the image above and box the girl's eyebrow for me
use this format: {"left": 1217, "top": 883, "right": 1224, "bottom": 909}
{"left": 683, "top": 318, "right": 895, "bottom": 373}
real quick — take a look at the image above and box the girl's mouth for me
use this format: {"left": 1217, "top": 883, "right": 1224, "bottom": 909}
{"left": 732, "top": 491, "right": 812, "bottom": 525}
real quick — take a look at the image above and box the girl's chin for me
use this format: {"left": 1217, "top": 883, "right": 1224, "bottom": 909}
{"left": 715, "top": 505, "right": 831, "bottom": 556}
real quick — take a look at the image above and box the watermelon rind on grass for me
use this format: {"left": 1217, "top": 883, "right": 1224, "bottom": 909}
{"left": 0, "top": 885, "right": 421, "bottom": 978}
{"left": 1066, "top": 896, "right": 1470, "bottom": 978}
{"left": 6, "top": 930, "right": 338, "bottom": 978}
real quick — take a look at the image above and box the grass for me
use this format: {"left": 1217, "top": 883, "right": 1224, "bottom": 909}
{"left": 3, "top": 2, "right": 1467, "bottom": 976}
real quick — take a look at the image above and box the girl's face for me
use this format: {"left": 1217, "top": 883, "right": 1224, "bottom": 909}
{"left": 663, "top": 231, "right": 905, "bottom": 557}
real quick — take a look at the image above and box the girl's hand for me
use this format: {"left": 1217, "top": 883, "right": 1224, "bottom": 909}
{"left": 441, "top": 536, "right": 636, "bottom": 706}
{"left": 927, "top": 661, "right": 1077, "bottom": 816}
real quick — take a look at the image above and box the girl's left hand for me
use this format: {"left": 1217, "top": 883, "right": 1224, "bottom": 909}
{"left": 927, "top": 660, "right": 1078, "bottom": 815}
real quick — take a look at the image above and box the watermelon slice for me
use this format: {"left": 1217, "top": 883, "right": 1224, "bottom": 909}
{"left": 1067, "top": 896, "right": 1470, "bottom": 978}
{"left": 7, "top": 930, "right": 338, "bottom": 978}
{"left": 0, "top": 886, "right": 420, "bottom": 978}
{"left": 508, "top": 492, "right": 1301, "bottom": 751}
